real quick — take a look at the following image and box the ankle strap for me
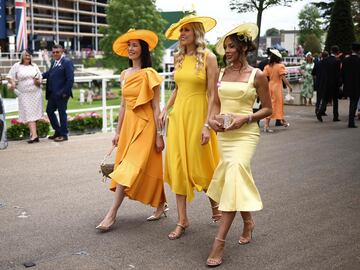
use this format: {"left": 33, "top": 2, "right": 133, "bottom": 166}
{"left": 215, "top": 237, "right": 226, "bottom": 242}
{"left": 243, "top": 219, "right": 254, "bottom": 224}
{"left": 211, "top": 204, "right": 219, "bottom": 209}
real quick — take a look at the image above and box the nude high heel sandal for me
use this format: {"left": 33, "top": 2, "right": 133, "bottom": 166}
{"left": 206, "top": 237, "right": 225, "bottom": 267}
{"left": 238, "top": 219, "right": 255, "bottom": 245}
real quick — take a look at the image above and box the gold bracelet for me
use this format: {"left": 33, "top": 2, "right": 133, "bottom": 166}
{"left": 204, "top": 123, "right": 211, "bottom": 130}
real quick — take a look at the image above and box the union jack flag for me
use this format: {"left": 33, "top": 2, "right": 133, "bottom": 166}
{"left": 15, "top": 0, "right": 27, "bottom": 52}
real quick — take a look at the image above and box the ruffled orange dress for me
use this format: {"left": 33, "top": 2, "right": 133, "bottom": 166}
{"left": 109, "top": 68, "right": 166, "bottom": 207}
{"left": 263, "top": 63, "right": 286, "bottom": 119}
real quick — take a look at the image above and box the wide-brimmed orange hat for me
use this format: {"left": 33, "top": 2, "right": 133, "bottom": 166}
{"left": 165, "top": 14, "right": 217, "bottom": 40}
{"left": 216, "top": 23, "right": 259, "bottom": 55}
{"left": 112, "top": 29, "right": 158, "bottom": 57}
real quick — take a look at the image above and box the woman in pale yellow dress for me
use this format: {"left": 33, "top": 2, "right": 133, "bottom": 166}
{"left": 160, "top": 15, "right": 220, "bottom": 240}
{"left": 206, "top": 24, "right": 272, "bottom": 267}
{"left": 96, "top": 29, "right": 167, "bottom": 231}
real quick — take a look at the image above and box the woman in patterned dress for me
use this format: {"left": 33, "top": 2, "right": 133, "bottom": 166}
{"left": 300, "top": 52, "right": 315, "bottom": 105}
{"left": 7, "top": 49, "right": 43, "bottom": 143}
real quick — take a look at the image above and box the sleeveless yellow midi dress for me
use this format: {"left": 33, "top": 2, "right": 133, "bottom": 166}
{"left": 165, "top": 53, "right": 219, "bottom": 202}
{"left": 207, "top": 68, "right": 263, "bottom": 211}
{"left": 109, "top": 68, "right": 166, "bottom": 208}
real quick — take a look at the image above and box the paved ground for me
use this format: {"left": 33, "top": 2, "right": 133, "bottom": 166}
{"left": 1, "top": 100, "right": 359, "bottom": 270}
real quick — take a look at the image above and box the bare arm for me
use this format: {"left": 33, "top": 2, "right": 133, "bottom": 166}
{"left": 112, "top": 71, "right": 127, "bottom": 146}
{"left": 200, "top": 51, "right": 218, "bottom": 144}
{"left": 152, "top": 85, "right": 164, "bottom": 152}
{"left": 282, "top": 76, "right": 293, "bottom": 92}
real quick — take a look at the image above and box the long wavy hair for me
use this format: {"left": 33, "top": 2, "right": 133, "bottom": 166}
{"left": 174, "top": 22, "right": 207, "bottom": 71}
{"left": 20, "top": 49, "right": 33, "bottom": 65}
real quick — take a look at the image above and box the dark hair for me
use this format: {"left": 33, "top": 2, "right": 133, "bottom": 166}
{"left": 269, "top": 53, "right": 281, "bottom": 64}
{"left": 20, "top": 49, "right": 33, "bottom": 65}
{"left": 321, "top": 50, "right": 329, "bottom": 59}
{"left": 330, "top": 45, "right": 339, "bottom": 55}
{"left": 52, "top": 44, "right": 63, "bottom": 50}
{"left": 222, "top": 33, "right": 257, "bottom": 64}
{"left": 128, "top": 40, "right": 152, "bottom": 69}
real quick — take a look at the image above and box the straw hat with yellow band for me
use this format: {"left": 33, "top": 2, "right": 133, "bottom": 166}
{"left": 112, "top": 29, "right": 158, "bottom": 57}
{"left": 215, "top": 23, "right": 259, "bottom": 55}
{"left": 165, "top": 14, "right": 217, "bottom": 40}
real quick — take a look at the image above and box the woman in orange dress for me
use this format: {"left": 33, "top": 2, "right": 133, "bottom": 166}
{"left": 263, "top": 49, "right": 293, "bottom": 132}
{"left": 96, "top": 29, "right": 167, "bottom": 231}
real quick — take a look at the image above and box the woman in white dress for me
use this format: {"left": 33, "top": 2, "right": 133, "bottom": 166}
{"left": 7, "top": 50, "right": 43, "bottom": 143}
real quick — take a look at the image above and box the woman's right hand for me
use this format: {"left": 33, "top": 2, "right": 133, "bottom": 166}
{"left": 209, "top": 117, "right": 224, "bottom": 132}
{"left": 158, "top": 109, "right": 167, "bottom": 130}
{"left": 112, "top": 133, "right": 119, "bottom": 146}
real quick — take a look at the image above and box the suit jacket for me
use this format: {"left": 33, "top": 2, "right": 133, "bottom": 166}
{"left": 341, "top": 54, "right": 360, "bottom": 98}
{"left": 318, "top": 55, "right": 341, "bottom": 98}
{"left": 42, "top": 56, "right": 74, "bottom": 100}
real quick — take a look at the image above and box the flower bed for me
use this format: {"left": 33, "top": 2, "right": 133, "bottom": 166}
{"left": 68, "top": 112, "right": 102, "bottom": 134}
{"left": 6, "top": 119, "right": 50, "bottom": 140}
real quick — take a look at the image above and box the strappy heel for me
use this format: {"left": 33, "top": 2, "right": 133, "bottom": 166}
{"left": 168, "top": 223, "right": 187, "bottom": 240}
{"left": 238, "top": 219, "right": 255, "bottom": 245}
{"left": 146, "top": 203, "right": 169, "bottom": 221}
{"left": 211, "top": 204, "right": 222, "bottom": 223}
{"left": 206, "top": 237, "right": 226, "bottom": 267}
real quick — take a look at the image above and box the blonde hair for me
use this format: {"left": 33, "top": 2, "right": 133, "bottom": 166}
{"left": 174, "top": 22, "right": 207, "bottom": 71}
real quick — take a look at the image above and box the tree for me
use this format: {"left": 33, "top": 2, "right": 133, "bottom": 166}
{"left": 265, "top": 28, "right": 280, "bottom": 36}
{"left": 229, "top": 0, "right": 300, "bottom": 57}
{"left": 298, "top": 4, "right": 323, "bottom": 46}
{"left": 325, "top": 0, "right": 355, "bottom": 53}
{"left": 99, "top": 0, "right": 166, "bottom": 72}
{"left": 351, "top": 0, "right": 360, "bottom": 41}
{"left": 304, "top": 34, "right": 322, "bottom": 54}
{"left": 311, "top": 1, "right": 334, "bottom": 30}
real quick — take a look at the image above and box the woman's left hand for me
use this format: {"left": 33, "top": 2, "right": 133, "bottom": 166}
{"left": 201, "top": 127, "right": 210, "bottom": 145}
{"left": 226, "top": 114, "right": 248, "bottom": 130}
{"left": 155, "top": 135, "right": 165, "bottom": 152}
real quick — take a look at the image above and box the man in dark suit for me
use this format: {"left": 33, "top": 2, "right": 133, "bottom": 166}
{"left": 342, "top": 42, "right": 360, "bottom": 128}
{"left": 312, "top": 51, "right": 329, "bottom": 115}
{"left": 316, "top": 45, "right": 342, "bottom": 122}
{"left": 43, "top": 44, "right": 74, "bottom": 142}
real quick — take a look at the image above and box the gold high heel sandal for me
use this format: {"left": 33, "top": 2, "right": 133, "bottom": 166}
{"left": 238, "top": 219, "right": 255, "bottom": 245}
{"left": 206, "top": 237, "right": 226, "bottom": 267}
{"left": 168, "top": 223, "right": 187, "bottom": 240}
{"left": 211, "top": 204, "right": 222, "bottom": 223}
{"left": 96, "top": 219, "right": 115, "bottom": 232}
{"left": 146, "top": 203, "right": 169, "bottom": 221}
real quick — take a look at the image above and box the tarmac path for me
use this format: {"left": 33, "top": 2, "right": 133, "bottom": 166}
{"left": 0, "top": 101, "right": 359, "bottom": 270}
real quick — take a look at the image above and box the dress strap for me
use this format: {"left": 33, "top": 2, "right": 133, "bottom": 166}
{"left": 218, "top": 68, "right": 225, "bottom": 81}
{"left": 247, "top": 68, "right": 258, "bottom": 86}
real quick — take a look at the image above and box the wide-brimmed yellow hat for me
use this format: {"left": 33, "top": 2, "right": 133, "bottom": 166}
{"left": 165, "top": 15, "right": 217, "bottom": 40}
{"left": 269, "top": 48, "right": 282, "bottom": 58}
{"left": 112, "top": 29, "right": 158, "bottom": 57}
{"left": 215, "top": 23, "right": 259, "bottom": 55}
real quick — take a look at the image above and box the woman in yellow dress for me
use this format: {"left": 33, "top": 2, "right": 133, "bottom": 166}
{"left": 96, "top": 29, "right": 167, "bottom": 231}
{"left": 206, "top": 24, "right": 272, "bottom": 267}
{"left": 160, "top": 15, "right": 220, "bottom": 240}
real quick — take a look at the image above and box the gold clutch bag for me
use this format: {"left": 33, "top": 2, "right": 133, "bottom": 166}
{"left": 99, "top": 146, "right": 116, "bottom": 182}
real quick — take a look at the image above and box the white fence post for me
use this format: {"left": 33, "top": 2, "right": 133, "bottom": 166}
{"left": 101, "top": 78, "right": 107, "bottom": 132}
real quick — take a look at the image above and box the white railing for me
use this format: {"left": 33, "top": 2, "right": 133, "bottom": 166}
{"left": 3, "top": 72, "right": 174, "bottom": 132}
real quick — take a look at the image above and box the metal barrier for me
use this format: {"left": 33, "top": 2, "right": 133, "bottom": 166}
{"left": 3, "top": 72, "right": 174, "bottom": 132}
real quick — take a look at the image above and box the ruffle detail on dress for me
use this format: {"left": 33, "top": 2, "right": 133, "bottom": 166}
{"left": 109, "top": 159, "right": 165, "bottom": 207}
{"left": 207, "top": 161, "right": 263, "bottom": 212}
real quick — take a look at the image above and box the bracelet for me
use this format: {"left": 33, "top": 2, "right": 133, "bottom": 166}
{"left": 204, "top": 123, "right": 211, "bottom": 130}
{"left": 156, "top": 130, "right": 162, "bottom": 135}
{"left": 247, "top": 114, "right": 253, "bottom": 124}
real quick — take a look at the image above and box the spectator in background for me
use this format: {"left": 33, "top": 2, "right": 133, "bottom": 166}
{"left": 7, "top": 49, "right": 43, "bottom": 144}
{"left": 43, "top": 44, "right": 74, "bottom": 142}
{"left": 312, "top": 51, "right": 329, "bottom": 115}
{"left": 341, "top": 42, "right": 360, "bottom": 128}
{"left": 316, "top": 45, "right": 341, "bottom": 122}
{"left": 263, "top": 49, "right": 293, "bottom": 132}
{"left": 300, "top": 52, "right": 315, "bottom": 105}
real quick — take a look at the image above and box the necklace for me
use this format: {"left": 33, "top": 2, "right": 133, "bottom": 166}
{"left": 230, "top": 64, "right": 248, "bottom": 72}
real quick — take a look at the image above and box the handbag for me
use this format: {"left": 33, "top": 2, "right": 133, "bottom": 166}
{"left": 99, "top": 146, "right": 115, "bottom": 182}
{"left": 284, "top": 90, "right": 295, "bottom": 103}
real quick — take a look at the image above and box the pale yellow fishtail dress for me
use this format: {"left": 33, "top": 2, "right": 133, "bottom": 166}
{"left": 207, "top": 68, "right": 263, "bottom": 211}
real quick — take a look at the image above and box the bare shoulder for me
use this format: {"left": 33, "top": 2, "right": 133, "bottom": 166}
{"left": 205, "top": 49, "right": 217, "bottom": 61}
